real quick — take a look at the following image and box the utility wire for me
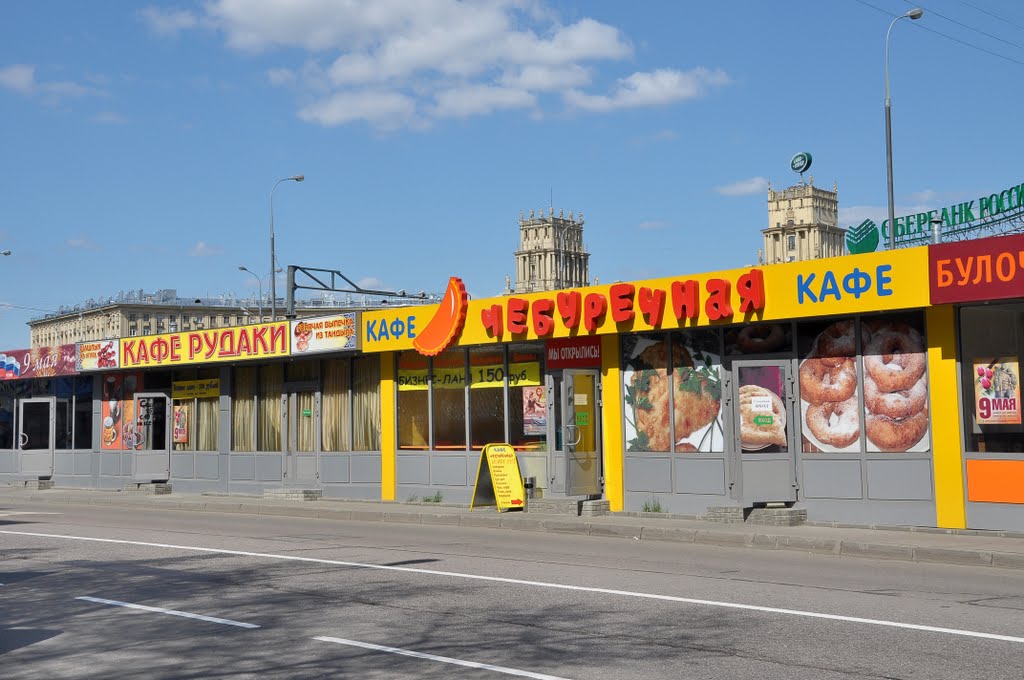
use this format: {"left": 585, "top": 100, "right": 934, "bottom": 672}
{"left": 850, "top": 0, "right": 1024, "bottom": 66}
{"left": 904, "top": 0, "right": 1024, "bottom": 52}
{"left": 959, "top": 1, "right": 1024, "bottom": 32}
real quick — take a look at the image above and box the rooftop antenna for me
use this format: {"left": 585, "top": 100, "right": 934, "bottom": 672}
{"left": 550, "top": 187, "right": 553, "bottom": 214}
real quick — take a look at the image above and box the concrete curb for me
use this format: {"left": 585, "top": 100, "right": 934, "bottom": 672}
{"left": 2, "top": 491, "right": 1020, "bottom": 571}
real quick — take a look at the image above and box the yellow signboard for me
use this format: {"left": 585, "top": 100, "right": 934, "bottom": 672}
{"left": 172, "top": 379, "right": 221, "bottom": 400}
{"left": 470, "top": 443, "right": 526, "bottom": 511}
{"left": 120, "top": 322, "right": 289, "bottom": 368}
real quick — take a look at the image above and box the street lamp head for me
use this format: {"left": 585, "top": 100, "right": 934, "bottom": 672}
{"left": 238, "top": 265, "right": 248, "bottom": 272}
{"left": 0, "top": 250, "right": 10, "bottom": 257}
{"left": 906, "top": 8, "right": 924, "bottom": 20}
{"left": 291, "top": 175, "right": 304, "bottom": 182}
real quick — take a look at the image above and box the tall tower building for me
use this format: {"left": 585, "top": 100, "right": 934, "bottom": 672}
{"left": 761, "top": 176, "right": 845, "bottom": 264}
{"left": 509, "top": 208, "right": 590, "bottom": 293}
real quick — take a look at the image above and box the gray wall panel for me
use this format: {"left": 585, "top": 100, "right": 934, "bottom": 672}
{"left": 101, "top": 453, "right": 120, "bottom": 476}
{"left": 801, "top": 498, "right": 936, "bottom": 526}
{"left": 741, "top": 459, "right": 795, "bottom": 502}
{"left": 866, "top": 459, "right": 933, "bottom": 501}
{"left": 802, "top": 459, "right": 863, "bottom": 499}
{"left": 195, "top": 454, "right": 219, "bottom": 480}
{"left": 55, "top": 453, "right": 74, "bottom": 475}
{"left": 966, "top": 501, "right": 1024, "bottom": 532}
{"left": 397, "top": 454, "right": 430, "bottom": 485}
{"left": 293, "top": 455, "right": 317, "bottom": 481}
{"left": 320, "top": 455, "right": 350, "bottom": 483}
{"left": 431, "top": 455, "right": 468, "bottom": 486}
{"left": 625, "top": 457, "right": 673, "bottom": 493}
{"left": 230, "top": 455, "right": 255, "bottom": 480}
{"left": 516, "top": 454, "right": 548, "bottom": 490}
{"left": 350, "top": 455, "right": 381, "bottom": 483}
{"left": 255, "top": 455, "right": 282, "bottom": 481}
{"left": 674, "top": 458, "right": 726, "bottom": 495}
{"left": 75, "top": 453, "right": 92, "bottom": 475}
{"left": 0, "top": 452, "right": 13, "bottom": 473}
{"left": 171, "top": 454, "right": 195, "bottom": 479}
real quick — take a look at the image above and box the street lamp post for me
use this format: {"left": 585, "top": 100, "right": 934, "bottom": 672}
{"left": 885, "top": 7, "right": 923, "bottom": 250}
{"left": 238, "top": 266, "right": 264, "bottom": 321}
{"left": 270, "top": 175, "right": 304, "bottom": 322}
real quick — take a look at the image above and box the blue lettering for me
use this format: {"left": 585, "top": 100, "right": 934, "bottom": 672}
{"left": 842, "top": 268, "right": 872, "bottom": 299}
{"left": 797, "top": 273, "right": 818, "bottom": 304}
{"left": 819, "top": 271, "right": 841, "bottom": 301}
{"left": 406, "top": 316, "right": 416, "bottom": 339}
{"left": 366, "top": 320, "right": 379, "bottom": 341}
{"left": 390, "top": 319, "right": 405, "bottom": 337}
{"left": 378, "top": 321, "right": 390, "bottom": 340}
{"left": 875, "top": 264, "right": 893, "bottom": 297}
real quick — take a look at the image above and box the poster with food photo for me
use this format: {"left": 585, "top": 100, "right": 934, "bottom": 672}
{"left": 861, "top": 313, "right": 930, "bottom": 452}
{"left": 736, "top": 366, "right": 788, "bottom": 452}
{"left": 725, "top": 322, "right": 791, "bottom": 355}
{"left": 622, "top": 331, "right": 723, "bottom": 453}
{"left": 973, "top": 358, "right": 1021, "bottom": 425}
{"left": 797, "top": 320, "right": 861, "bottom": 453}
{"left": 101, "top": 373, "right": 142, "bottom": 450}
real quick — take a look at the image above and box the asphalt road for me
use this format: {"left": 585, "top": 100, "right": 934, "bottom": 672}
{"left": 2, "top": 500, "right": 1023, "bottom": 680}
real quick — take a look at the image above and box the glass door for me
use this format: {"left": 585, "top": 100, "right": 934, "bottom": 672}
{"left": 18, "top": 398, "right": 54, "bottom": 477}
{"left": 565, "top": 369, "right": 602, "bottom": 497}
{"left": 132, "top": 392, "right": 170, "bottom": 481}
{"left": 284, "top": 382, "right": 318, "bottom": 483}
{"left": 731, "top": 362, "right": 797, "bottom": 502}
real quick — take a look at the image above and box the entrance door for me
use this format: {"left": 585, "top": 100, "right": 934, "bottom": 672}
{"left": 132, "top": 393, "right": 170, "bottom": 481}
{"left": 731, "top": 362, "right": 797, "bottom": 502}
{"left": 18, "top": 398, "right": 54, "bottom": 477}
{"left": 547, "top": 369, "right": 602, "bottom": 497}
{"left": 284, "top": 382, "right": 318, "bottom": 484}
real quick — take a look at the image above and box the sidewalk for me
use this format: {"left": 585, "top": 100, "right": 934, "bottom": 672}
{"left": 2, "top": 486, "right": 1022, "bottom": 571}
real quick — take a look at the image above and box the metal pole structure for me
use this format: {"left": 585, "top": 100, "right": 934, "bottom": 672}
{"left": 269, "top": 175, "right": 304, "bottom": 322}
{"left": 884, "top": 8, "right": 923, "bottom": 250}
{"left": 238, "top": 266, "right": 264, "bottom": 321}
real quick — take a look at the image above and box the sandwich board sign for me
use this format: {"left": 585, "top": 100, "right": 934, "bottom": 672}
{"left": 470, "top": 443, "right": 525, "bottom": 511}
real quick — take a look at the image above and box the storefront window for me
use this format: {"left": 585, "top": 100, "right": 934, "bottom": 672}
{"left": 322, "top": 358, "right": 352, "bottom": 452}
{"left": 432, "top": 350, "right": 466, "bottom": 450}
{"left": 74, "top": 376, "right": 92, "bottom": 450}
{"left": 725, "top": 322, "right": 792, "bottom": 356}
{"left": 861, "top": 312, "right": 929, "bottom": 453}
{"left": 469, "top": 346, "right": 506, "bottom": 450}
{"left": 797, "top": 319, "right": 861, "bottom": 453}
{"left": 257, "top": 364, "right": 283, "bottom": 451}
{"left": 231, "top": 366, "right": 256, "bottom": 451}
{"left": 353, "top": 355, "right": 380, "bottom": 451}
{"left": 0, "top": 383, "right": 15, "bottom": 449}
{"left": 173, "top": 368, "right": 219, "bottom": 452}
{"left": 507, "top": 344, "right": 546, "bottom": 452}
{"left": 623, "top": 331, "right": 723, "bottom": 453}
{"left": 397, "top": 351, "right": 429, "bottom": 450}
{"left": 960, "top": 304, "right": 1024, "bottom": 452}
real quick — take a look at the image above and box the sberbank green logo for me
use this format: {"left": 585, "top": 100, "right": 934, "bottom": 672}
{"left": 846, "top": 219, "right": 880, "bottom": 255}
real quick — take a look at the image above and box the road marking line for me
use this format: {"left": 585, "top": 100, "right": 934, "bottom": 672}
{"left": 314, "top": 636, "right": 571, "bottom": 679}
{"left": 0, "top": 511, "right": 63, "bottom": 517}
{"left": 5, "top": 530, "right": 1021, "bottom": 645}
{"left": 76, "top": 596, "right": 260, "bottom": 629}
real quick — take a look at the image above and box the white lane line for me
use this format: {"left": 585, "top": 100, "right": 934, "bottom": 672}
{"left": 5, "top": 529, "right": 1022, "bottom": 645}
{"left": 76, "top": 596, "right": 260, "bottom": 629}
{"left": 0, "top": 511, "right": 63, "bottom": 517}
{"left": 314, "top": 636, "right": 571, "bottom": 680}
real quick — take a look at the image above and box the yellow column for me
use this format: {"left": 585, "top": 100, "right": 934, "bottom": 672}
{"left": 601, "top": 334, "right": 624, "bottom": 512}
{"left": 927, "top": 305, "right": 966, "bottom": 528}
{"left": 379, "top": 352, "right": 396, "bottom": 501}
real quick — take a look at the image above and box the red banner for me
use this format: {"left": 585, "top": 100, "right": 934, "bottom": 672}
{"left": 930, "top": 233, "right": 1024, "bottom": 304}
{"left": 0, "top": 345, "right": 78, "bottom": 380}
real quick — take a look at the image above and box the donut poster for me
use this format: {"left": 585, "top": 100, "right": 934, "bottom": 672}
{"left": 973, "top": 358, "right": 1021, "bottom": 425}
{"left": 861, "top": 314, "right": 930, "bottom": 452}
{"left": 725, "top": 323, "right": 792, "bottom": 355}
{"left": 798, "top": 320, "right": 861, "bottom": 453}
{"left": 622, "top": 331, "right": 723, "bottom": 453}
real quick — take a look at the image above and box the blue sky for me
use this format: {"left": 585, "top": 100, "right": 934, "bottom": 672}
{"left": 2, "top": 0, "right": 1022, "bottom": 349}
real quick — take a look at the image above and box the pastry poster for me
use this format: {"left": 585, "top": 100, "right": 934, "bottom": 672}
{"left": 736, "top": 365, "right": 788, "bottom": 453}
{"left": 173, "top": 404, "right": 189, "bottom": 443}
{"left": 101, "top": 373, "right": 142, "bottom": 450}
{"left": 974, "top": 358, "right": 1021, "bottom": 425}
{"left": 623, "top": 331, "right": 723, "bottom": 453}
{"left": 725, "top": 322, "right": 791, "bottom": 355}
{"left": 861, "top": 313, "right": 930, "bottom": 452}
{"left": 798, "top": 320, "right": 861, "bottom": 453}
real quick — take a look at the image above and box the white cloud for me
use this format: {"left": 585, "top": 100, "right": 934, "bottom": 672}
{"left": 190, "top": 1, "right": 723, "bottom": 129}
{"left": 356, "top": 277, "right": 385, "bottom": 290}
{"left": 637, "top": 220, "right": 666, "bottom": 231}
{"left": 715, "top": 177, "right": 769, "bottom": 196}
{"left": 92, "top": 111, "right": 128, "bottom": 124}
{"left": 298, "top": 90, "right": 417, "bottom": 129}
{"left": 139, "top": 7, "right": 198, "bottom": 37}
{"left": 189, "top": 241, "right": 223, "bottom": 256}
{"left": 0, "top": 64, "right": 35, "bottom": 93}
{"left": 565, "top": 68, "right": 729, "bottom": 112}
{"left": 67, "top": 236, "right": 99, "bottom": 250}
{"left": 432, "top": 85, "right": 535, "bottom": 118}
